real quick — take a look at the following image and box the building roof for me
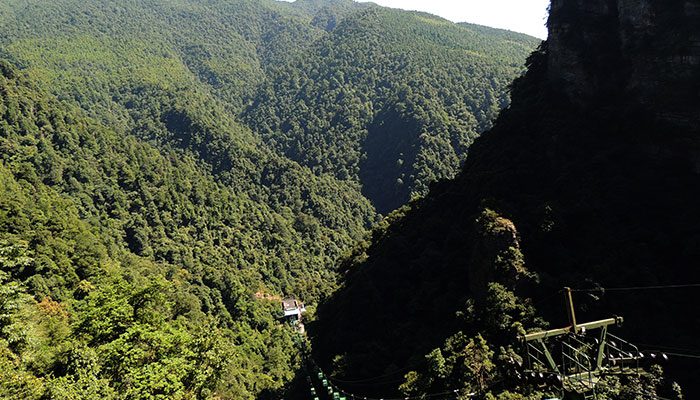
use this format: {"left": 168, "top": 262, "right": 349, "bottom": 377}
{"left": 283, "top": 298, "right": 299, "bottom": 311}
{"left": 282, "top": 298, "right": 306, "bottom": 317}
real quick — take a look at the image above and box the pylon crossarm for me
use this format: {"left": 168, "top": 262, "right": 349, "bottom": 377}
{"left": 522, "top": 327, "right": 571, "bottom": 342}
{"left": 575, "top": 317, "right": 623, "bottom": 332}
{"left": 521, "top": 317, "right": 622, "bottom": 342}
{"left": 517, "top": 287, "right": 642, "bottom": 396}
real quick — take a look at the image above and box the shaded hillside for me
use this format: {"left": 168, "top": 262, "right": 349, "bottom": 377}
{"left": 312, "top": 0, "right": 700, "bottom": 398}
{"left": 244, "top": 8, "right": 539, "bottom": 213}
{"left": 269, "top": 0, "right": 369, "bottom": 31}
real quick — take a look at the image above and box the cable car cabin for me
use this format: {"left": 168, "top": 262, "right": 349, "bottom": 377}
{"left": 282, "top": 298, "right": 306, "bottom": 325}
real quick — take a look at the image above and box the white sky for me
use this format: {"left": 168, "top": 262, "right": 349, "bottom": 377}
{"left": 355, "top": 0, "right": 550, "bottom": 39}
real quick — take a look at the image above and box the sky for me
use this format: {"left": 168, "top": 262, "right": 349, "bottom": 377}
{"left": 354, "top": 0, "right": 551, "bottom": 39}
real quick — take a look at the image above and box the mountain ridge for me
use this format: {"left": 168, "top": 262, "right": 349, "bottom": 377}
{"left": 244, "top": 7, "right": 539, "bottom": 212}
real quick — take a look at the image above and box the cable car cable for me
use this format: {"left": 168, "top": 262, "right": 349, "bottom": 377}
{"left": 636, "top": 342, "right": 700, "bottom": 355}
{"left": 530, "top": 289, "right": 564, "bottom": 307}
{"left": 643, "top": 351, "right": 700, "bottom": 360}
{"left": 572, "top": 283, "right": 700, "bottom": 292}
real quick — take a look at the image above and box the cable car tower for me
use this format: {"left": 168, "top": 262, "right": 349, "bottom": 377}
{"left": 519, "top": 287, "right": 644, "bottom": 400}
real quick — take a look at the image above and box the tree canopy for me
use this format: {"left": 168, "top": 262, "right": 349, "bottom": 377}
{"left": 0, "top": 0, "right": 539, "bottom": 398}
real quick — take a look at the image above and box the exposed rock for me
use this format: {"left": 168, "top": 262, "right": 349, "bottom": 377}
{"left": 547, "top": 0, "right": 700, "bottom": 169}
{"left": 468, "top": 209, "right": 527, "bottom": 297}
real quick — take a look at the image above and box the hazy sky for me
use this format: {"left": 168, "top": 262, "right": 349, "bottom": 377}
{"left": 356, "top": 0, "right": 550, "bottom": 39}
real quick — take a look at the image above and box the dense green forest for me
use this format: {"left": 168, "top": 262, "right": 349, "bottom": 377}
{"left": 0, "top": 61, "right": 314, "bottom": 398}
{"left": 245, "top": 8, "right": 538, "bottom": 212}
{"left": 0, "top": 0, "right": 540, "bottom": 398}
{"left": 0, "top": 0, "right": 536, "bottom": 214}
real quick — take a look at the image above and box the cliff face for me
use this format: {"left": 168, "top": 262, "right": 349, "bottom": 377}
{"left": 548, "top": 0, "right": 700, "bottom": 169}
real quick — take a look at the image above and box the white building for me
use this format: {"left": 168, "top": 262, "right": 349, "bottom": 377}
{"left": 282, "top": 298, "right": 306, "bottom": 321}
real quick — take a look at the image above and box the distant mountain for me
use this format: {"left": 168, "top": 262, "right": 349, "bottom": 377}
{"left": 270, "top": 0, "right": 369, "bottom": 30}
{"left": 0, "top": 0, "right": 537, "bottom": 216}
{"left": 312, "top": 0, "right": 700, "bottom": 398}
{"left": 245, "top": 8, "right": 539, "bottom": 213}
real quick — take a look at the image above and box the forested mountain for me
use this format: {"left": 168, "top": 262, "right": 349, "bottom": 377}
{"left": 269, "top": 0, "right": 368, "bottom": 30}
{"left": 0, "top": 0, "right": 383, "bottom": 296}
{"left": 245, "top": 8, "right": 538, "bottom": 212}
{"left": 0, "top": 0, "right": 321, "bottom": 122}
{"left": 0, "top": 0, "right": 539, "bottom": 398}
{"left": 312, "top": 0, "right": 700, "bottom": 399}
{"left": 0, "top": 0, "right": 537, "bottom": 215}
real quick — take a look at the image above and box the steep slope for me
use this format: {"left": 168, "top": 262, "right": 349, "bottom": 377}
{"left": 0, "top": 62, "right": 320, "bottom": 398}
{"left": 0, "top": 0, "right": 378, "bottom": 270}
{"left": 245, "top": 8, "right": 539, "bottom": 213}
{"left": 0, "top": 0, "right": 539, "bottom": 312}
{"left": 312, "top": 0, "right": 700, "bottom": 398}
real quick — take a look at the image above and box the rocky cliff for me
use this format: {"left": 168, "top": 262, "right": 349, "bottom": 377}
{"left": 548, "top": 0, "right": 700, "bottom": 169}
